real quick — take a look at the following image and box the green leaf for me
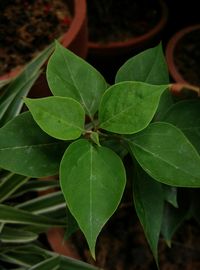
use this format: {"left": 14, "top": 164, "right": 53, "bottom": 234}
{"left": 128, "top": 122, "right": 200, "bottom": 187}
{"left": 0, "top": 204, "right": 65, "bottom": 227}
{"left": 60, "top": 139, "right": 126, "bottom": 258}
{"left": 25, "top": 97, "right": 85, "bottom": 140}
{"left": 0, "top": 227, "right": 38, "bottom": 243}
{"left": 29, "top": 256, "right": 60, "bottom": 270}
{"left": 154, "top": 89, "right": 174, "bottom": 121}
{"left": 133, "top": 165, "right": 164, "bottom": 264}
{"left": 90, "top": 132, "right": 101, "bottom": 146}
{"left": 0, "top": 43, "right": 54, "bottom": 126}
{"left": 162, "top": 185, "right": 178, "bottom": 208}
{"left": 11, "top": 179, "right": 59, "bottom": 198}
{"left": 0, "top": 112, "right": 67, "bottom": 177}
{"left": 0, "top": 173, "right": 29, "bottom": 203}
{"left": 47, "top": 41, "right": 107, "bottom": 118}
{"left": 99, "top": 81, "right": 167, "bottom": 134}
{"left": 17, "top": 191, "right": 65, "bottom": 215}
{"left": 161, "top": 202, "right": 188, "bottom": 246}
{"left": 162, "top": 99, "right": 200, "bottom": 153}
{"left": 116, "top": 43, "right": 169, "bottom": 84}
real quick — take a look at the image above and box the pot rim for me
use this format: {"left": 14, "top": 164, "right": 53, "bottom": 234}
{"left": 88, "top": 0, "right": 168, "bottom": 52}
{"left": 0, "top": 0, "right": 87, "bottom": 81}
{"left": 165, "top": 24, "right": 200, "bottom": 85}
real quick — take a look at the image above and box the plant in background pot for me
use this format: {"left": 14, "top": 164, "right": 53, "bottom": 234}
{"left": 0, "top": 41, "right": 200, "bottom": 269}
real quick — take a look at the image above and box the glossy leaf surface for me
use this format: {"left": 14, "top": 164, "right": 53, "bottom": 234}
{"left": 0, "top": 112, "right": 67, "bottom": 177}
{"left": 162, "top": 99, "right": 200, "bottom": 153}
{"left": 116, "top": 43, "right": 169, "bottom": 84}
{"left": 99, "top": 81, "right": 167, "bottom": 134}
{"left": 47, "top": 42, "right": 107, "bottom": 118}
{"left": 60, "top": 139, "right": 126, "bottom": 257}
{"left": 128, "top": 122, "right": 200, "bottom": 187}
{"left": 133, "top": 165, "right": 164, "bottom": 264}
{"left": 25, "top": 97, "right": 85, "bottom": 140}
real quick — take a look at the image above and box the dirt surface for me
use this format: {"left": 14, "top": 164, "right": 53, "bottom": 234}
{"left": 0, "top": 0, "right": 72, "bottom": 76}
{"left": 174, "top": 28, "right": 200, "bottom": 86}
{"left": 87, "top": 0, "right": 161, "bottom": 44}
{"left": 71, "top": 206, "right": 200, "bottom": 270}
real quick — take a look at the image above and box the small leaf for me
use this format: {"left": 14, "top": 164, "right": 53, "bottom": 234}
{"left": 47, "top": 41, "right": 107, "bottom": 118}
{"left": 90, "top": 132, "right": 101, "bottom": 146}
{"left": 116, "top": 43, "right": 169, "bottom": 84}
{"left": 25, "top": 97, "right": 85, "bottom": 140}
{"left": 133, "top": 165, "right": 164, "bottom": 265}
{"left": 162, "top": 185, "right": 178, "bottom": 208}
{"left": 128, "top": 122, "right": 200, "bottom": 187}
{"left": 162, "top": 99, "right": 200, "bottom": 153}
{"left": 161, "top": 202, "right": 188, "bottom": 246}
{"left": 0, "top": 112, "right": 67, "bottom": 177}
{"left": 60, "top": 139, "right": 126, "bottom": 258}
{"left": 99, "top": 81, "right": 167, "bottom": 134}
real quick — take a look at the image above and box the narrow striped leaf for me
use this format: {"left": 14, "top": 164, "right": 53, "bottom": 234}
{"left": 0, "top": 227, "right": 38, "bottom": 243}
{"left": 29, "top": 256, "right": 60, "bottom": 270}
{"left": 17, "top": 191, "right": 66, "bottom": 215}
{"left": 0, "top": 173, "right": 29, "bottom": 203}
{"left": 0, "top": 204, "right": 65, "bottom": 227}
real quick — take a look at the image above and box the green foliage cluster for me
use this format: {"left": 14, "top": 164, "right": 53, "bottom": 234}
{"left": 1, "top": 41, "right": 200, "bottom": 269}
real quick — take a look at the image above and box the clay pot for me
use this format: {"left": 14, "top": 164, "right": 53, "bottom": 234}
{"left": 86, "top": 0, "right": 168, "bottom": 82}
{"left": 0, "top": 0, "right": 88, "bottom": 97}
{"left": 88, "top": 0, "right": 168, "bottom": 58}
{"left": 165, "top": 24, "right": 200, "bottom": 87}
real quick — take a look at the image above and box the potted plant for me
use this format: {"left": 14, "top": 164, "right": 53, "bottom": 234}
{"left": 0, "top": 0, "right": 88, "bottom": 84}
{"left": 0, "top": 41, "right": 200, "bottom": 269}
{"left": 86, "top": 0, "right": 168, "bottom": 81}
{"left": 0, "top": 52, "right": 99, "bottom": 270}
{"left": 165, "top": 24, "right": 200, "bottom": 88}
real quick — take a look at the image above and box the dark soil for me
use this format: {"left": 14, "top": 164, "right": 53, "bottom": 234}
{"left": 174, "top": 28, "right": 200, "bottom": 86}
{"left": 71, "top": 206, "right": 200, "bottom": 270}
{"left": 0, "top": 0, "right": 72, "bottom": 76}
{"left": 87, "top": 0, "right": 161, "bottom": 44}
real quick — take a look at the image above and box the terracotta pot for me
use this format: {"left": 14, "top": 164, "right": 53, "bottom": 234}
{"left": 88, "top": 0, "right": 168, "bottom": 58}
{"left": 86, "top": 0, "right": 168, "bottom": 83}
{"left": 0, "top": 0, "right": 88, "bottom": 97}
{"left": 165, "top": 24, "right": 200, "bottom": 87}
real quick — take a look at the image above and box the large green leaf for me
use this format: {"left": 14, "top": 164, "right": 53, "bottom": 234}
{"left": 60, "top": 139, "right": 126, "bottom": 258}
{"left": 0, "top": 112, "right": 67, "bottom": 177}
{"left": 99, "top": 81, "right": 167, "bottom": 134}
{"left": 0, "top": 43, "right": 54, "bottom": 127}
{"left": 0, "top": 204, "right": 65, "bottom": 227}
{"left": 25, "top": 97, "right": 85, "bottom": 140}
{"left": 47, "top": 41, "right": 107, "bottom": 118}
{"left": 115, "top": 43, "right": 169, "bottom": 84}
{"left": 128, "top": 122, "right": 200, "bottom": 187}
{"left": 162, "top": 99, "right": 200, "bottom": 153}
{"left": 133, "top": 165, "right": 164, "bottom": 264}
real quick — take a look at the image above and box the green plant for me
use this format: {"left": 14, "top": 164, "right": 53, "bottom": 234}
{"left": 0, "top": 41, "right": 200, "bottom": 268}
{"left": 0, "top": 44, "right": 99, "bottom": 270}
